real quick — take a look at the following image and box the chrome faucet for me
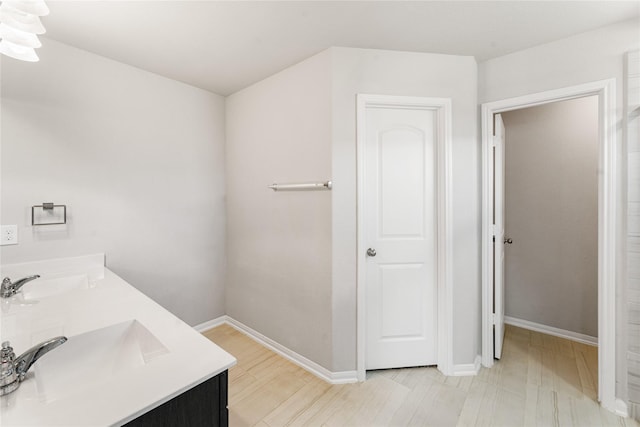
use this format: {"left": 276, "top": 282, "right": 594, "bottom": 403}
{"left": 0, "top": 337, "right": 67, "bottom": 396}
{"left": 1, "top": 275, "right": 40, "bottom": 298}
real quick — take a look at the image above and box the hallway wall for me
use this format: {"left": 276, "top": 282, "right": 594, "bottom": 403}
{"left": 501, "top": 96, "right": 599, "bottom": 338}
{"left": 479, "top": 16, "right": 639, "bottom": 404}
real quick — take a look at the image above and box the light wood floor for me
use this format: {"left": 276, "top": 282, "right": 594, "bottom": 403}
{"left": 203, "top": 324, "right": 639, "bottom": 427}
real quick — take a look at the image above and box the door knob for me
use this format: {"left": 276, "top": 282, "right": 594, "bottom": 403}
{"left": 504, "top": 238, "right": 513, "bottom": 244}
{"left": 366, "top": 248, "right": 377, "bottom": 257}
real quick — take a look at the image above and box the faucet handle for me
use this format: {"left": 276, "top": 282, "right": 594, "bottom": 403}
{"left": 1, "top": 275, "right": 40, "bottom": 298}
{"left": 1, "top": 341, "right": 15, "bottom": 362}
{"left": 0, "top": 341, "right": 18, "bottom": 395}
{"left": 0, "top": 338, "right": 66, "bottom": 396}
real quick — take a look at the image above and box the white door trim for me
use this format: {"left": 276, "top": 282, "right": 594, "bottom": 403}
{"left": 356, "top": 94, "right": 454, "bottom": 381}
{"left": 480, "top": 79, "right": 617, "bottom": 411}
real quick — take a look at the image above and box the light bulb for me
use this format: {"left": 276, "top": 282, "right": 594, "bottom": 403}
{"left": 0, "top": 39, "right": 38, "bottom": 62}
{"left": 0, "top": 0, "right": 47, "bottom": 61}
{"left": 0, "top": 4, "right": 46, "bottom": 34}
{"left": 0, "top": 23, "right": 41, "bottom": 48}
{"left": 2, "top": 1, "right": 49, "bottom": 17}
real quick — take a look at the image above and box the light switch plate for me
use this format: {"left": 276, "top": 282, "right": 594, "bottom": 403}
{"left": 1, "top": 225, "right": 18, "bottom": 246}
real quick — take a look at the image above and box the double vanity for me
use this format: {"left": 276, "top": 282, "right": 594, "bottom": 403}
{"left": 0, "top": 254, "right": 236, "bottom": 426}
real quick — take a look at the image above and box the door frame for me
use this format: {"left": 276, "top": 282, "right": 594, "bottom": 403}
{"left": 480, "top": 79, "right": 618, "bottom": 411}
{"left": 356, "top": 94, "right": 454, "bottom": 381}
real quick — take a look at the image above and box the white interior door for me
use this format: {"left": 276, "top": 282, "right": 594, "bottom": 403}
{"left": 364, "top": 105, "right": 437, "bottom": 370}
{"left": 494, "top": 113, "right": 506, "bottom": 359}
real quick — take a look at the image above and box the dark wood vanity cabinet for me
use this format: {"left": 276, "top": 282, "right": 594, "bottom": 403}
{"left": 123, "top": 370, "right": 228, "bottom": 427}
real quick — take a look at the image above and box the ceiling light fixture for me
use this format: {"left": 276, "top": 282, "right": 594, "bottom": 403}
{"left": 0, "top": 0, "right": 48, "bottom": 62}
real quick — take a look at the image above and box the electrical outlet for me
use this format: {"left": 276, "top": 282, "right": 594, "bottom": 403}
{"left": 0, "top": 225, "right": 18, "bottom": 246}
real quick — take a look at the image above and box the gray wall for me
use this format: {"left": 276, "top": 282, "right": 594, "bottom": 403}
{"left": 225, "top": 50, "right": 334, "bottom": 369}
{"left": 330, "top": 47, "right": 478, "bottom": 369}
{"left": 479, "top": 16, "right": 639, "bottom": 401}
{"left": 0, "top": 38, "right": 227, "bottom": 326}
{"left": 226, "top": 46, "right": 478, "bottom": 372}
{"left": 502, "top": 96, "right": 599, "bottom": 337}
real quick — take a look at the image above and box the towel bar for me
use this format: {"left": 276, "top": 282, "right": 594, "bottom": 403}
{"left": 268, "top": 181, "right": 332, "bottom": 191}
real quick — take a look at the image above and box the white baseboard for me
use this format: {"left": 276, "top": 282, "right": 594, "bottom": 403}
{"left": 196, "top": 316, "right": 358, "bottom": 385}
{"left": 628, "top": 401, "right": 639, "bottom": 420}
{"left": 452, "top": 355, "right": 481, "bottom": 376}
{"left": 193, "top": 316, "right": 227, "bottom": 333}
{"left": 196, "top": 317, "right": 484, "bottom": 381}
{"left": 613, "top": 398, "right": 629, "bottom": 418}
{"left": 504, "top": 316, "right": 598, "bottom": 346}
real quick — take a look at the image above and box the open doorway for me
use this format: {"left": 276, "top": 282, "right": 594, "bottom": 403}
{"left": 493, "top": 96, "right": 600, "bottom": 401}
{"left": 500, "top": 96, "right": 598, "bottom": 350}
{"left": 481, "top": 79, "right": 619, "bottom": 413}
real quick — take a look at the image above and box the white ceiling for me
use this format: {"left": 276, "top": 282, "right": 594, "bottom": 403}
{"left": 42, "top": 1, "right": 639, "bottom": 96}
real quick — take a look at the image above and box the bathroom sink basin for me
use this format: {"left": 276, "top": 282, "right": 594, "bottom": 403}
{"left": 22, "top": 320, "right": 168, "bottom": 401}
{"left": 21, "top": 274, "right": 90, "bottom": 300}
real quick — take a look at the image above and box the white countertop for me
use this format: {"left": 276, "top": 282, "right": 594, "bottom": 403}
{"left": 0, "top": 254, "right": 236, "bottom": 426}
